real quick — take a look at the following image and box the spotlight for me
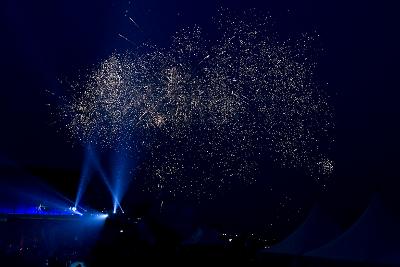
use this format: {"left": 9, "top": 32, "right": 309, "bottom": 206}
{"left": 69, "top": 206, "right": 83, "bottom": 216}
{"left": 98, "top": 214, "right": 109, "bottom": 219}
{"left": 75, "top": 211, "right": 83, "bottom": 216}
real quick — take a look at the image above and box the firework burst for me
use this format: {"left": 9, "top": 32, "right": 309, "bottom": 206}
{"left": 55, "top": 11, "right": 334, "bottom": 199}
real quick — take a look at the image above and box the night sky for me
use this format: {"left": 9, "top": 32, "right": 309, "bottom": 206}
{"left": 0, "top": 0, "right": 399, "bottom": 242}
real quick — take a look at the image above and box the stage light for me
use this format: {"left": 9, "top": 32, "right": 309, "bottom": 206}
{"left": 69, "top": 206, "right": 83, "bottom": 216}
{"left": 96, "top": 214, "right": 108, "bottom": 219}
{"left": 112, "top": 200, "right": 125, "bottom": 214}
{"left": 110, "top": 151, "right": 133, "bottom": 217}
{"left": 113, "top": 202, "right": 117, "bottom": 214}
{"left": 75, "top": 146, "right": 130, "bottom": 217}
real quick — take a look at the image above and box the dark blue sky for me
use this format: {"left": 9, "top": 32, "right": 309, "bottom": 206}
{"left": 0, "top": 0, "right": 399, "bottom": 235}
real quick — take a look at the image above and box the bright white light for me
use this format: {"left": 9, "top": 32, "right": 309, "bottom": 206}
{"left": 69, "top": 206, "right": 83, "bottom": 216}
{"left": 120, "top": 229, "right": 124, "bottom": 233}
{"left": 97, "top": 214, "right": 109, "bottom": 219}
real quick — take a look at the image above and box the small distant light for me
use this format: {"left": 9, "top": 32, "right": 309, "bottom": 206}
{"left": 72, "top": 207, "right": 77, "bottom": 212}
{"left": 228, "top": 238, "right": 233, "bottom": 242}
{"left": 120, "top": 229, "right": 124, "bottom": 233}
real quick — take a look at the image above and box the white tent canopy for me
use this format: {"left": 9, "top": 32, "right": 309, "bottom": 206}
{"left": 262, "top": 204, "right": 342, "bottom": 255}
{"left": 305, "top": 195, "right": 400, "bottom": 265}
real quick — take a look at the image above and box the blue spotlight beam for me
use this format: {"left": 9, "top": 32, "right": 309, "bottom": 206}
{"left": 87, "top": 147, "right": 124, "bottom": 212}
{"left": 74, "top": 146, "right": 93, "bottom": 208}
{"left": 111, "top": 150, "right": 134, "bottom": 214}
{"left": 93, "top": 162, "right": 123, "bottom": 212}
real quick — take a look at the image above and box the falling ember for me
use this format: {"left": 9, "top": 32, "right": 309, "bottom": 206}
{"left": 55, "top": 10, "right": 334, "bottom": 198}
